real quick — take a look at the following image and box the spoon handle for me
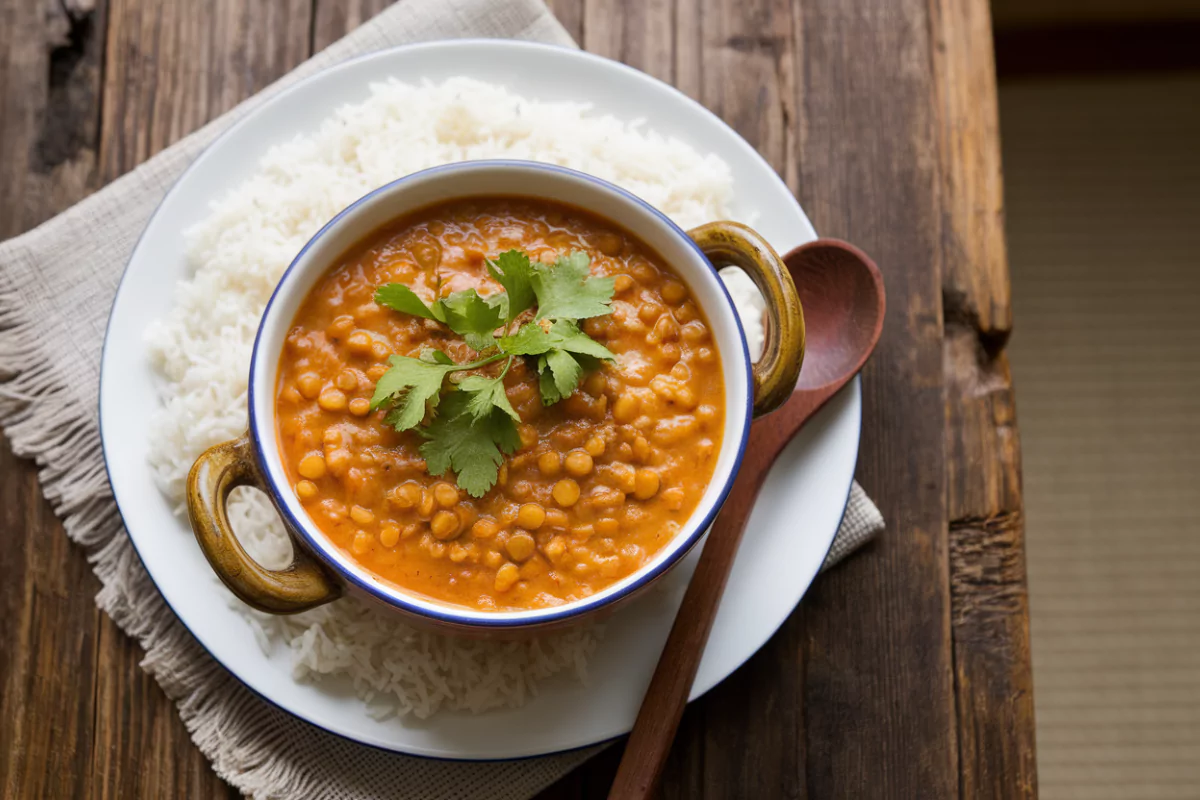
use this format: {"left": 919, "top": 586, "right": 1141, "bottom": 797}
{"left": 607, "top": 460, "right": 768, "bottom": 800}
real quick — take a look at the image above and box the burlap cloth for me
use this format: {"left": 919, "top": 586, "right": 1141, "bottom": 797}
{"left": 0, "top": 0, "right": 884, "bottom": 796}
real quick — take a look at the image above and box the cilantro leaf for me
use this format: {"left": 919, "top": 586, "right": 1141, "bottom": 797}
{"left": 375, "top": 284, "right": 446, "bottom": 323}
{"left": 538, "top": 366, "right": 560, "bottom": 405}
{"left": 370, "top": 248, "right": 620, "bottom": 496}
{"left": 534, "top": 354, "right": 558, "bottom": 404}
{"left": 368, "top": 355, "right": 455, "bottom": 431}
{"left": 497, "top": 320, "right": 554, "bottom": 355}
{"left": 531, "top": 252, "right": 615, "bottom": 321}
{"left": 376, "top": 285, "right": 502, "bottom": 350}
{"left": 457, "top": 371, "right": 520, "bottom": 422}
{"left": 539, "top": 348, "right": 583, "bottom": 404}
{"left": 503, "top": 317, "right": 614, "bottom": 406}
{"left": 487, "top": 250, "right": 537, "bottom": 324}
{"left": 419, "top": 392, "right": 521, "bottom": 497}
{"left": 485, "top": 291, "right": 509, "bottom": 326}
{"left": 420, "top": 349, "right": 455, "bottom": 365}
{"left": 499, "top": 319, "right": 615, "bottom": 361}
{"left": 546, "top": 319, "right": 616, "bottom": 360}
{"left": 438, "top": 289, "right": 503, "bottom": 351}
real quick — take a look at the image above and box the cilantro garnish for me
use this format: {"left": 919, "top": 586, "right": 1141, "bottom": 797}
{"left": 530, "top": 251, "right": 616, "bottom": 321}
{"left": 369, "top": 250, "right": 616, "bottom": 496}
{"left": 486, "top": 249, "right": 537, "bottom": 324}
{"left": 368, "top": 355, "right": 455, "bottom": 431}
{"left": 417, "top": 392, "right": 523, "bottom": 499}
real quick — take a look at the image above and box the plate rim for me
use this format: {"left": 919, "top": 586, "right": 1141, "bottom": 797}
{"left": 98, "top": 38, "right": 861, "bottom": 761}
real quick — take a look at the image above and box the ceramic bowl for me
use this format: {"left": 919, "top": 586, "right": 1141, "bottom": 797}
{"left": 185, "top": 160, "right": 805, "bottom": 634}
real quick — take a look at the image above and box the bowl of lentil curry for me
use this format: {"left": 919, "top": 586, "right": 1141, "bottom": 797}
{"left": 186, "top": 161, "right": 804, "bottom": 633}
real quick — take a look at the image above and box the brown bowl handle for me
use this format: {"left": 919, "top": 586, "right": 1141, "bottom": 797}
{"left": 687, "top": 221, "right": 805, "bottom": 416}
{"left": 186, "top": 434, "right": 341, "bottom": 614}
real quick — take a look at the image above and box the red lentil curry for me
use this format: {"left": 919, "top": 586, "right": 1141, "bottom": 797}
{"left": 276, "top": 197, "right": 724, "bottom": 611}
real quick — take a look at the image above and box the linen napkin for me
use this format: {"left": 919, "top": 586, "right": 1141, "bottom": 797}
{"left": 0, "top": 0, "right": 884, "bottom": 797}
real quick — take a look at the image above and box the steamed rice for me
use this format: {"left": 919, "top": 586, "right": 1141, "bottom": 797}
{"left": 146, "top": 77, "right": 739, "bottom": 719}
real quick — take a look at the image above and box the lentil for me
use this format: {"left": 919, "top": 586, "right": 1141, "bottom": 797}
{"left": 517, "top": 503, "right": 546, "bottom": 530}
{"left": 563, "top": 450, "right": 594, "bottom": 477}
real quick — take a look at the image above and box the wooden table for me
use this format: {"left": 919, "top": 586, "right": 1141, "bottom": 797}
{"left": 0, "top": 0, "right": 1036, "bottom": 797}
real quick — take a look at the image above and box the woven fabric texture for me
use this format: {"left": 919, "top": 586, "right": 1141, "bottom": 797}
{"left": 1004, "top": 75, "right": 1200, "bottom": 799}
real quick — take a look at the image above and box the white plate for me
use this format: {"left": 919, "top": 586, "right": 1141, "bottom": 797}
{"left": 99, "top": 40, "right": 860, "bottom": 760}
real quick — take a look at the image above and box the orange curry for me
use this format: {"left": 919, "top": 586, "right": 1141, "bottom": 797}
{"left": 276, "top": 197, "right": 724, "bottom": 611}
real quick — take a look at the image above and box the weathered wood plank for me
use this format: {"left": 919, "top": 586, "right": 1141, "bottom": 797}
{"left": 581, "top": 0, "right": 677, "bottom": 85}
{"left": 693, "top": 612, "right": 807, "bottom": 799}
{"left": 696, "top": 0, "right": 799, "bottom": 196}
{"left": 0, "top": 440, "right": 103, "bottom": 800}
{"left": 0, "top": 0, "right": 106, "bottom": 235}
{"left": 932, "top": 0, "right": 1011, "bottom": 346}
{"left": 685, "top": 3, "right": 806, "bottom": 797}
{"left": 312, "top": 0, "right": 395, "bottom": 52}
{"left": 81, "top": 0, "right": 314, "bottom": 796}
{"left": 0, "top": 1, "right": 108, "bottom": 797}
{"left": 790, "top": 0, "right": 959, "bottom": 796}
{"left": 98, "top": 0, "right": 312, "bottom": 183}
{"left": 934, "top": 1, "right": 1036, "bottom": 796}
{"left": 88, "top": 613, "right": 238, "bottom": 800}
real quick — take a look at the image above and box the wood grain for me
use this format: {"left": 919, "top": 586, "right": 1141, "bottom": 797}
{"left": 312, "top": 0, "right": 395, "bottom": 52}
{"left": 788, "top": 2, "right": 960, "bottom": 797}
{"left": 87, "top": 1, "right": 314, "bottom": 791}
{"left": 0, "top": 0, "right": 1035, "bottom": 797}
{"left": 0, "top": 1, "right": 115, "bottom": 797}
{"left": 932, "top": 0, "right": 1011, "bottom": 346}
{"left": 98, "top": 0, "right": 311, "bottom": 183}
{"left": 1, "top": 0, "right": 308, "bottom": 797}
{"left": 935, "top": 0, "right": 1037, "bottom": 795}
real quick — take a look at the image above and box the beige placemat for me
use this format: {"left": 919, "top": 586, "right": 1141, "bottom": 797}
{"left": 1003, "top": 74, "right": 1200, "bottom": 800}
{"left": 0, "top": 0, "right": 883, "bottom": 796}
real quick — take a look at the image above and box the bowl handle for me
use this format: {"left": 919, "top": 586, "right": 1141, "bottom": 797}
{"left": 186, "top": 434, "right": 341, "bottom": 614}
{"left": 688, "top": 221, "right": 805, "bottom": 417}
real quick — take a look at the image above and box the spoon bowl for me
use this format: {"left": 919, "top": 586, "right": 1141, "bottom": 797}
{"left": 741, "top": 240, "right": 886, "bottom": 470}
{"left": 788, "top": 240, "right": 886, "bottom": 391}
{"left": 608, "top": 238, "right": 886, "bottom": 799}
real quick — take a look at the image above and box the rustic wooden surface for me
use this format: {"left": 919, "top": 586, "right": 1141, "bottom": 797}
{"left": 0, "top": 0, "right": 1035, "bottom": 797}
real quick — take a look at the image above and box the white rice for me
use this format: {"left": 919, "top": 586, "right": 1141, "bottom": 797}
{"left": 145, "top": 76, "right": 742, "bottom": 719}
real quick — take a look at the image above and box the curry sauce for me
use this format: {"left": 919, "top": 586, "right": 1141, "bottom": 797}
{"left": 275, "top": 197, "right": 724, "bottom": 610}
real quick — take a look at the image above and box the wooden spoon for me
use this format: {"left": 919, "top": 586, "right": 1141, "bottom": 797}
{"left": 608, "top": 239, "right": 886, "bottom": 799}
